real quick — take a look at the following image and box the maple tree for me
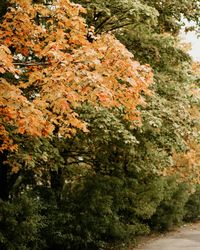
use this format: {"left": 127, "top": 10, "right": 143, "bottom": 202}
{"left": 74, "top": 0, "right": 200, "bottom": 35}
{"left": 71, "top": 0, "right": 200, "bottom": 235}
{"left": 1, "top": 1, "right": 200, "bottom": 249}
{"left": 162, "top": 62, "right": 200, "bottom": 184}
{"left": 79, "top": 0, "right": 200, "bottom": 181}
{"left": 0, "top": 0, "right": 152, "bottom": 154}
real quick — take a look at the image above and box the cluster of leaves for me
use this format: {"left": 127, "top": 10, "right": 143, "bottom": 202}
{"left": 74, "top": 0, "right": 200, "bottom": 35}
{"left": 77, "top": 0, "right": 200, "bottom": 183}
{"left": 0, "top": 193, "right": 45, "bottom": 250}
{"left": 0, "top": 0, "right": 152, "bottom": 154}
{"left": 0, "top": 0, "right": 200, "bottom": 249}
{"left": 73, "top": 0, "right": 159, "bottom": 34}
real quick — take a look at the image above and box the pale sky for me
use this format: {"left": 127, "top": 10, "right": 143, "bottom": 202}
{"left": 183, "top": 31, "right": 200, "bottom": 61}
{"left": 180, "top": 21, "right": 200, "bottom": 61}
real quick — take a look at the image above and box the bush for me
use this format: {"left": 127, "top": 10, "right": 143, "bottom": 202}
{"left": 0, "top": 193, "right": 46, "bottom": 250}
{"left": 42, "top": 175, "right": 143, "bottom": 250}
{"left": 42, "top": 173, "right": 168, "bottom": 249}
{"left": 149, "top": 178, "right": 191, "bottom": 231}
{"left": 184, "top": 185, "right": 200, "bottom": 222}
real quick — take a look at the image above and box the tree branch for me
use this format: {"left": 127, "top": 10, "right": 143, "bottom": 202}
{"left": 95, "top": 16, "right": 112, "bottom": 33}
{"left": 106, "top": 22, "right": 135, "bottom": 32}
{"left": 13, "top": 61, "right": 50, "bottom": 66}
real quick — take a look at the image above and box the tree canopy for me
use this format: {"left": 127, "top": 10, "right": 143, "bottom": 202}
{"left": 0, "top": 0, "right": 152, "bottom": 154}
{"left": 0, "top": 0, "right": 200, "bottom": 249}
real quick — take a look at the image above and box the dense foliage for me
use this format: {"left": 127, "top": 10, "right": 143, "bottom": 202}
{"left": 0, "top": 0, "right": 200, "bottom": 249}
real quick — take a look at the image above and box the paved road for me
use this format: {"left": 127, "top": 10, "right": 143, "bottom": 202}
{"left": 136, "top": 222, "right": 200, "bottom": 250}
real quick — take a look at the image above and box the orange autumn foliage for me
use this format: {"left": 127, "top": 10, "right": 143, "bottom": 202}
{"left": 0, "top": 0, "right": 153, "bottom": 152}
{"left": 162, "top": 62, "right": 200, "bottom": 184}
{"left": 163, "top": 141, "right": 200, "bottom": 184}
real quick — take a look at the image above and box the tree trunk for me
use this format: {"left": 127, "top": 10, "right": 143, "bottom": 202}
{"left": 0, "top": 0, "right": 8, "bottom": 21}
{"left": 0, "top": 152, "right": 9, "bottom": 200}
{"left": 50, "top": 168, "right": 63, "bottom": 203}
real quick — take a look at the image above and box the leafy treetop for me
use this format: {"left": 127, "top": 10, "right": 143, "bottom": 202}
{"left": 75, "top": 0, "right": 200, "bottom": 34}
{"left": 0, "top": 0, "right": 153, "bottom": 152}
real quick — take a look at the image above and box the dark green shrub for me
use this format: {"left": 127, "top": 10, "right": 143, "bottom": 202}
{"left": 184, "top": 185, "right": 200, "bottom": 222}
{"left": 149, "top": 178, "right": 191, "bottom": 231}
{"left": 0, "top": 193, "right": 46, "bottom": 250}
{"left": 42, "top": 173, "right": 168, "bottom": 250}
{"left": 43, "top": 175, "right": 142, "bottom": 250}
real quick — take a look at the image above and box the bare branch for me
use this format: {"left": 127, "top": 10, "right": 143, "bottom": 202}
{"left": 106, "top": 22, "right": 135, "bottom": 32}
{"left": 95, "top": 16, "right": 112, "bottom": 33}
{"left": 13, "top": 61, "right": 50, "bottom": 66}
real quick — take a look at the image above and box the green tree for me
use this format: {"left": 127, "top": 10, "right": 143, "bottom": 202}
{"left": 0, "top": 0, "right": 152, "bottom": 200}
{"left": 0, "top": 0, "right": 199, "bottom": 249}
{"left": 75, "top": 0, "right": 200, "bottom": 179}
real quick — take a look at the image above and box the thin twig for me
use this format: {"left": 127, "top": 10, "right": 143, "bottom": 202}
{"left": 13, "top": 61, "right": 50, "bottom": 66}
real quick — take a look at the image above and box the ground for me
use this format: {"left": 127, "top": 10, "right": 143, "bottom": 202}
{"left": 133, "top": 221, "right": 200, "bottom": 250}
